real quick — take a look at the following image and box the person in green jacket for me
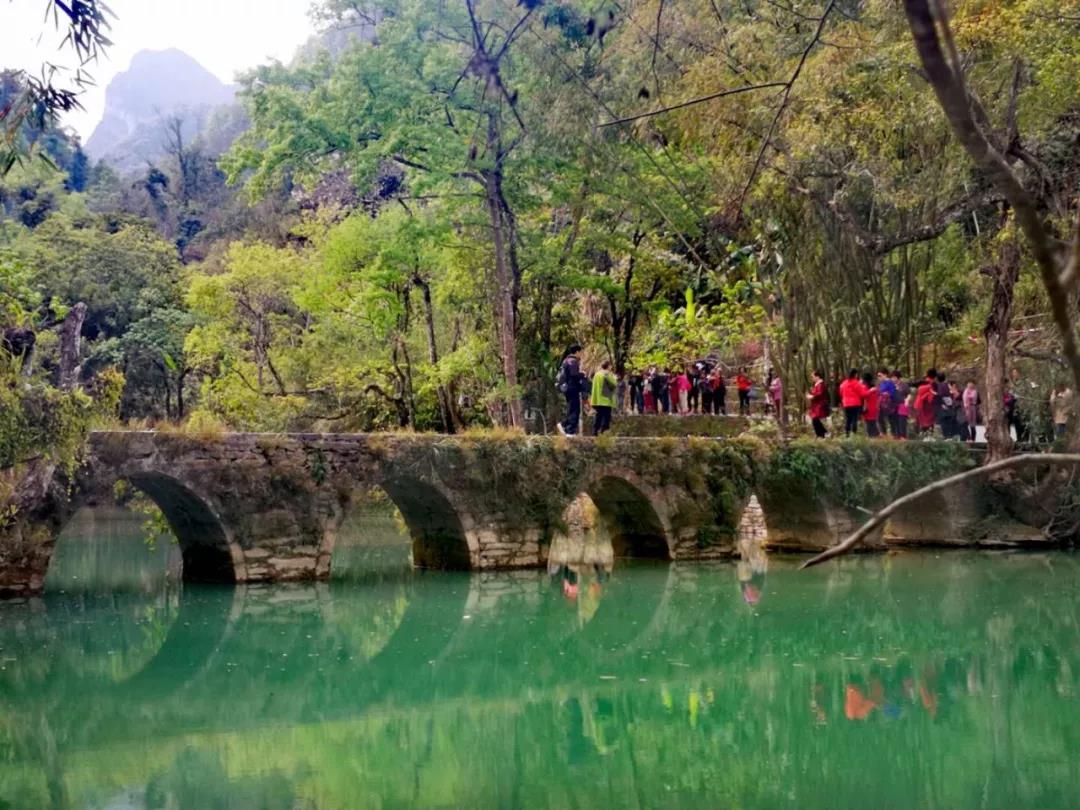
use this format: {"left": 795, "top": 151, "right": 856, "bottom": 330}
{"left": 591, "top": 360, "right": 618, "bottom": 436}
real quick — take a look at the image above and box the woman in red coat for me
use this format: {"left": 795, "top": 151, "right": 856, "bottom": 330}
{"left": 838, "top": 369, "right": 865, "bottom": 436}
{"left": 914, "top": 370, "right": 938, "bottom": 436}
{"left": 861, "top": 373, "right": 881, "bottom": 438}
{"left": 806, "top": 370, "right": 829, "bottom": 438}
{"left": 735, "top": 368, "right": 754, "bottom": 415}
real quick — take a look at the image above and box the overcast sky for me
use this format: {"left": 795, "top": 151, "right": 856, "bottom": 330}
{"left": 0, "top": 0, "right": 317, "bottom": 139}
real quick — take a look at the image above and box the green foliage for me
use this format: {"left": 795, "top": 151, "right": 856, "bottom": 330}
{"left": 766, "top": 438, "right": 975, "bottom": 509}
{"left": 5, "top": 0, "right": 1080, "bottom": 438}
{"left": 0, "top": 367, "right": 124, "bottom": 475}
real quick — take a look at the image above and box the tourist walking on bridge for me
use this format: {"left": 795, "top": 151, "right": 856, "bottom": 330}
{"left": 839, "top": 370, "right": 864, "bottom": 436}
{"left": 893, "top": 371, "right": 910, "bottom": 439}
{"left": 591, "top": 361, "right": 617, "bottom": 436}
{"left": 769, "top": 374, "right": 783, "bottom": 423}
{"left": 736, "top": 368, "right": 754, "bottom": 415}
{"left": 557, "top": 344, "right": 586, "bottom": 436}
{"left": 1050, "top": 384, "right": 1074, "bottom": 440}
{"left": 877, "top": 369, "right": 897, "bottom": 437}
{"left": 712, "top": 369, "right": 727, "bottom": 415}
{"left": 914, "top": 371, "right": 938, "bottom": 437}
{"left": 861, "top": 373, "right": 881, "bottom": 438}
{"left": 807, "top": 370, "right": 830, "bottom": 438}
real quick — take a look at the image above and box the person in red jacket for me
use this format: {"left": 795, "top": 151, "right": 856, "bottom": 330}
{"left": 806, "top": 369, "right": 830, "bottom": 438}
{"left": 838, "top": 369, "right": 864, "bottom": 436}
{"left": 914, "top": 369, "right": 938, "bottom": 436}
{"left": 735, "top": 367, "right": 754, "bottom": 415}
{"left": 861, "top": 373, "right": 881, "bottom": 438}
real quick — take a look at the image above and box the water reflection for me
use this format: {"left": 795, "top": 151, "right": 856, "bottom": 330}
{"left": 3, "top": 510, "right": 1080, "bottom": 807}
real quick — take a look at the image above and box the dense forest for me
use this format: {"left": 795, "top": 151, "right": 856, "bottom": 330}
{"left": 3, "top": 0, "right": 1080, "bottom": 453}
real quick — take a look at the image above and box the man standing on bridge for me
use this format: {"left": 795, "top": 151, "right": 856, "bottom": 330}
{"left": 591, "top": 361, "right": 618, "bottom": 436}
{"left": 557, "top": 345, "right": 586, "bottom": 435}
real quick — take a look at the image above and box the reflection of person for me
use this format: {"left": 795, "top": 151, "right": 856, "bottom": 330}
{"left": 562, "top": 565, "right": 579, "bottom": 600}
{"left": 736, "top": 559, "right": 767, "bottom": 606}
{"left": 844, "top": 682, "right": 877, "bottom": 721}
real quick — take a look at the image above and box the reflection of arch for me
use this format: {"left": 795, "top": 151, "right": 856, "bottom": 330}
{"left": 576, "top": 562, "right": 674, "bottom": 652}
{"left": 125, "top": 473, "right": 240, "bottom": 583}
{"left": 582, "top": 474, "right": 671, "bottom": 560}
{"left": 378, "top": 476, "right": 473, "bottom": 570}
{"left": 114, "top": 583, "right": 242, "bottom": 701}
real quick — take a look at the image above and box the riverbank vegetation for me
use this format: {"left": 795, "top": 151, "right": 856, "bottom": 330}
{"left": 3, "top": 0, "right": 1080, "bottom": 448}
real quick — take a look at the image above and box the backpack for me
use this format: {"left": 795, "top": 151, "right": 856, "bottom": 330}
{"left": 879, "top": 383, "right": 896, "bottom": 415}
{"left": 601, "top": 373, "right": 616, "bottom": 400}
{"left": 893, "top": 382, "right": 908, "bottom": 406}
{"left": 555, "top": 364, "right": 568, "bottom": 394}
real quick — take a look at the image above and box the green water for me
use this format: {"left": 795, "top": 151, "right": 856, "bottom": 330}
{"left": 2, "top": 509, "right": 1080, "bottom": 809}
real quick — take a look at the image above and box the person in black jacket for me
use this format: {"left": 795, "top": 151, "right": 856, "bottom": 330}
{"left": 557, "top": 344, "right": 586, "bottom": 435}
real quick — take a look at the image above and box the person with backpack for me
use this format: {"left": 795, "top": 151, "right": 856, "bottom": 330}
{"left": 877, "top": 368, "right": 897, "bottom": 437}
{"left": 651, "top": 368, "right": 670, "bottom": 414}
{"left": 687, "top": 362, "right": 703, "bottom": 413}
{"left": 557, "top": 344, "right": 586, "bottom": 435}
{"left": 839, "top": 369, "right": 865, "bottom": 436}
{"left": 590, "top": 360, "right": 618, "bottom": 435}
{"left": 713, "top": 370, "right": 728, "bottom": 415}
{"left": 892, "top": 370, "right": 910, "bottom": 439}
{"left": 806, "top": 370, "right": 830, "bottom": 438}
{"left": 628, "top": 370, "right": 645, "bottom": 414}
{"left": 701, "top": 366, "right": 715, "bottom": 414}
{"left": 935, "top": 372, "right": 957, "bottom": 439}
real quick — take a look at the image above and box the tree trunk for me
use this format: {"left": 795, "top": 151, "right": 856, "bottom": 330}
{"left": 57, "top": 303, "right": 87, "bottom": 392}
{"left": 983, "top": 240, "right": 1020, "bottom": 462}
{"left": 485, "top": 170, "right": 524, "bottom": 429}
{"left": 177, "top": 368, "right": 190, "bottom": 420}
{"left": 413, "top": 273, "right": 458, "bottom": 433}
{"left": 905, "top": 0, "right": 1080, "bottom": 393}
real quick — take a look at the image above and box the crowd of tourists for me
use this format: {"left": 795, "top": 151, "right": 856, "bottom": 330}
{"left": 555, "top": 345, "right": 782, "bottom": 436}
{"left": 557, "top": 343, "right": 1076, "bottom": 441}
{"left": 810, "top": 367, "right": 1075, "bottom": 442}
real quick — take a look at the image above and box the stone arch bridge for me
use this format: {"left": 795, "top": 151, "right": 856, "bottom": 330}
{"left": 4, "top": 431, "right": 1031, "bottom": 594}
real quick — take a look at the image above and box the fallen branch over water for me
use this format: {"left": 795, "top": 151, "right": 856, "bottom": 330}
{"left": 800, "top": 453, "right": 1080, "bottom": 569}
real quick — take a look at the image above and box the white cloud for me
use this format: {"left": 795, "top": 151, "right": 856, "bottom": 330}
{"left": 0, "top": 0, "right": 316, "bottom": 139}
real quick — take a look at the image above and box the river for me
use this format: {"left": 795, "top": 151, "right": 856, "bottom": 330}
{"left": 1, "top": 505, "right": 1079, "bottom": 808}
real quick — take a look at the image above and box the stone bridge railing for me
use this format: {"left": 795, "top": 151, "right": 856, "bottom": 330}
{"left": 0, "top": 431, "right": 1051, "bottom": 595}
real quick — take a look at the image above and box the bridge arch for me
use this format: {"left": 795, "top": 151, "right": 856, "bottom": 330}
{"left": 562, "top": 472, "right": 673, "bottom": 561}
{"left": 323, "top": 476, "right": 475, "bottom": 574}
{"left": 380, "top": 476, "right": 474, "bottom": 569}
{"left": 119, "top": 472, "right": 242, "bottom": 583}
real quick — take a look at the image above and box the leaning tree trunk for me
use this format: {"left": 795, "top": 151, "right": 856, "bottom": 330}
{"left": 57, "top": 303, "right": 87, "bottom": 392}
{"left": 983, "top": 241, "right": 1020, "bottom": 463}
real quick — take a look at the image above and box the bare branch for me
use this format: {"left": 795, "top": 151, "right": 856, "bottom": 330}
{"left": 738, "top": 0, "right": 838, "bottom": 211}
{"left": 802, "top": 453, "right": 1080, "bottom": 569}
{"left": 904, "top": 0, "right": 1080, "bottom": 392}
{"left": 600, "top": 82, "right": 787, "bottom": 127}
